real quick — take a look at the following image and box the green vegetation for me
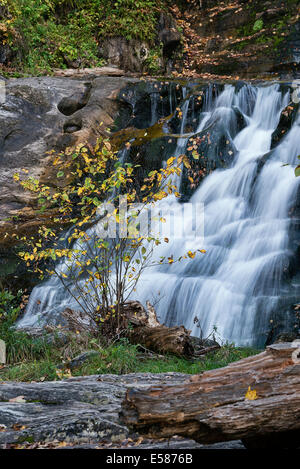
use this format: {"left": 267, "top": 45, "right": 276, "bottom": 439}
{"left": 253, "top": 19, "right": 263, "bottom": 32}
{"left": 0, "top": 289, "right": 259, "bottom": 383}
{"left": 0, "top": 333, "right": 260, "bottom": 382}
{"left": 0, "top": 290, "right": 51, "bottom": 363}
{"left": 295, "top": 156, "right": 300, "bottom": 177}
{"left": 143, "top": 44, "right": 164, "bottom": 75}
{"left": 1, "top": 0, "right": 163, "bottom": 74}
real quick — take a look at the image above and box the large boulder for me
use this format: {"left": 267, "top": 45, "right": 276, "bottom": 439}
{"left": 0, "top": 75, "right": 138, "bottom": 242}
{"left": 98, "top": 13, "right": 181, "bottom": 74}
{"left": 98, "top": 37, "right": 150, "bottom": 73}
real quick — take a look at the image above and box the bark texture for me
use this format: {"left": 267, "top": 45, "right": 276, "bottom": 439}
{"left": 121, "top": 342, "right": 300, "bottom": 445}
{"left": 123, "top": 301, "right": 217, "bottom": 358}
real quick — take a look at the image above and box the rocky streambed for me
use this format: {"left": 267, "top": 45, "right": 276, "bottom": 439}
{"left": 0, "top": 373, "right": 244, "bottom": 449}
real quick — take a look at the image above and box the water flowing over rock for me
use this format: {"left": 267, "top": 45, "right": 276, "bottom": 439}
{"left": 16, "top": 80, "right": 300, "bottom": 347}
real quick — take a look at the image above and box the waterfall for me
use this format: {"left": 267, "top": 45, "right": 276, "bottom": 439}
{"left": 18, "top": 82, "right": 300, "bottom": 346}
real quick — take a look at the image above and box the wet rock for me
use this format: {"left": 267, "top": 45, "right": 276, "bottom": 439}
{"left": 265, "top": 301, "right": 300, "bottom": 347}
{"left": 168, "top": 83, "right": 223, "bottom": 134}
{"left": 0, "top": 75, "right": 138, "bottom": 287}
{"left": 125, "top": 134, "right": 177, "bottom": 186}
{"left": 117, "top": 80, "right": 182, "bottom": 130}
{"left": 271, "top": 101, "right": 299, "bottom": 148}
{"left": 275, "top": 332, "right": 300, "bottom": 343}
{"left": 158, "top": 12, "right": 182, "bottom": 59}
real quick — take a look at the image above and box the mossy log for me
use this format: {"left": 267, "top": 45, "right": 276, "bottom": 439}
{"left": 121, "top": 342, "right": 300, "bottom": 448}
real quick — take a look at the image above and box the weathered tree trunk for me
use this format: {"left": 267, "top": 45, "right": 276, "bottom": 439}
{"left": 123, "top": 301, "right": 218, "bottom": 358}
{"left": 121, "top": 343, "right": 300, "bottom": 446}
{"left": 129, "top": 323, "right": 194, "bottom": 357}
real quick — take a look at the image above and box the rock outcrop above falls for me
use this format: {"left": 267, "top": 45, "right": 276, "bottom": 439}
{"left": 0, "top": 75, "right": 138, "bottom": 243}
{"left": 0, "top": 74, "right": 138, "bottom": 288}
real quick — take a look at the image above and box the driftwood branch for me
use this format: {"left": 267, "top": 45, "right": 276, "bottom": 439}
{"left": 121, "top": 343, "right": 300, "bottom": 447}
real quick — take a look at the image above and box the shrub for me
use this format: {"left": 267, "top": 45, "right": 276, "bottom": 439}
{"left": 13, "top": 136, "right": 200, "bottom": 338}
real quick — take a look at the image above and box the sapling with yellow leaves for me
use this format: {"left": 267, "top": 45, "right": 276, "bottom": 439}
{"left": 13, "top": 136, "right": 203, "bottom": 336}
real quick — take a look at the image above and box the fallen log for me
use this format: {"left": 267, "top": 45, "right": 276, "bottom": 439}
{"left": 122, "top": 301, "right": 219, "bottom": 358}
{"left": 121, "top": 342, "right": 300, "bottom": 448}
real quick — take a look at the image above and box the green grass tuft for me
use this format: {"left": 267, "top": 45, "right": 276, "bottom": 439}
{"left": 0, "top": 290, "right": 52, "bottom": 364}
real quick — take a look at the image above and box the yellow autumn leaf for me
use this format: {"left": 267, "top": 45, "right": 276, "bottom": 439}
{"left": 187, "top": 251, "right": 196, "bottom": 259}
{"left": 53, "top": 156, "right": 61, "bottom": 166}
{"left": 167, "top": 157, "right": 176, "bottom": 166}
{"left": 183, "top": 156, "right": 191, "bottom": 169}
{"left": 245, "top": 386, "right": 258, "bottom": 401}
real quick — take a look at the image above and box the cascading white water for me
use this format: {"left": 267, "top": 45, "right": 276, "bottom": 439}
{"left": 18, "top": 82, "right": 300, "bottom": 346}
{"left": 131, "top": 83, "right": 300, "bottom": 346}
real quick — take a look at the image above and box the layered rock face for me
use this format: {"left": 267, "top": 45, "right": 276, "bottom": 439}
{"left": 85, "top": 13, "right": 181, "bottom": 74}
